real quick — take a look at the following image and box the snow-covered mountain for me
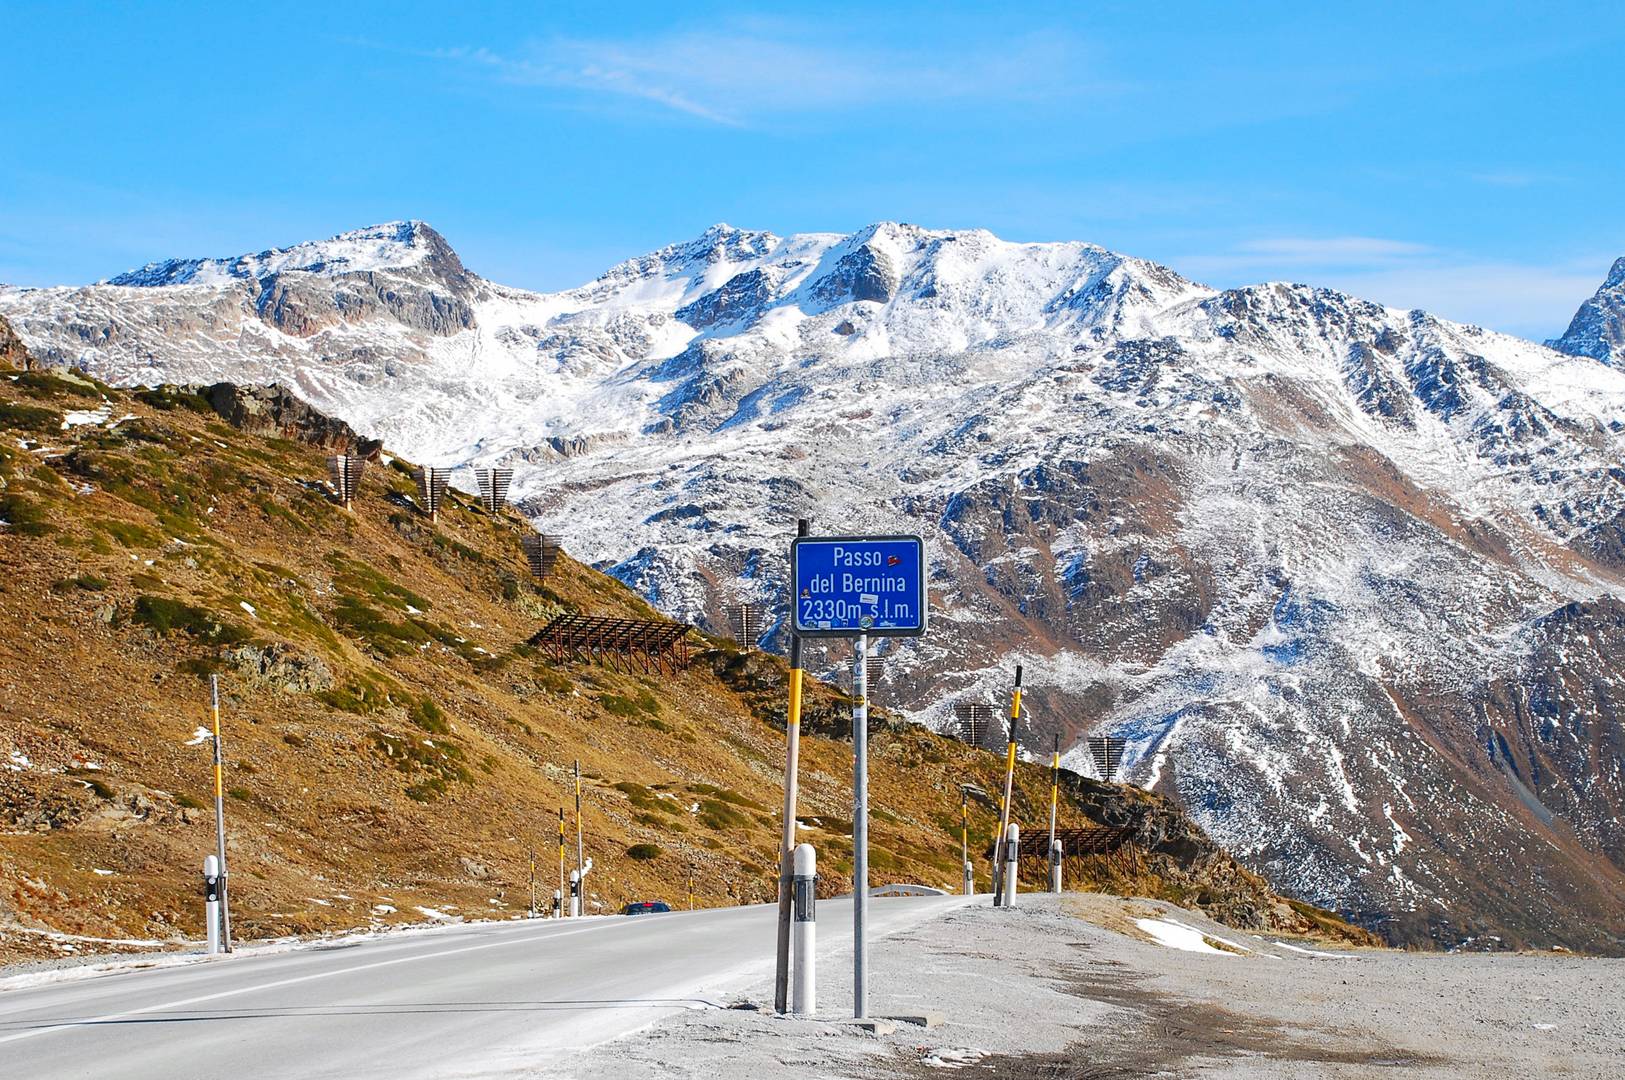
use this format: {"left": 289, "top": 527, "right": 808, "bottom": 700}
{"left": 6, "top": 222, "right": 1625, "bottom": 952}
{"left": 1551, "top": 256, "right": 1625, "bottom": 365}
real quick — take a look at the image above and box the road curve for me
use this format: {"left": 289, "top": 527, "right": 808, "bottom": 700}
{"left": 0, "top": 895, "right": 969, "bottom": 1079}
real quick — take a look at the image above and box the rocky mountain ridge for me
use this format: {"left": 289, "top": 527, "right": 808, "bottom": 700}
{"left": 1550, "top": 256, "right": 1625, "bottom": 365}
{"left": 4, "top": 223, "right": 1625, "bottom": 952}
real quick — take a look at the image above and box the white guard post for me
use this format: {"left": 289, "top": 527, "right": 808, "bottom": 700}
{"left": 963, "top": 859, "right": 974, "bottom": 896}
{"left": 552, "top": 889, "right": 562, "bottom": 919}
{"left": 569, "top": 870, "right": 581, "bottom": 917}
{"left": 203, "top": 854, "right": 222, "bottom": 955}
{"left": 792, "top": 843, "right": 816, "bottom": 1015}
{"left": 1000, "top": 824, "right": 1020, "bottom": 908}
{"left": 1050, "top": 839, "right": 1064, "bottom": 893}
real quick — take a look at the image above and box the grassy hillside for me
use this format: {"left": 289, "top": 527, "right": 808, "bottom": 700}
{"left": 0, "top": 359, "right": 1374, "bottom": 965}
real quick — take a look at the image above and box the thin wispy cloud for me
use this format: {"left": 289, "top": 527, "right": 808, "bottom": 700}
{"left": 432, "top": 26, "right": 1102, "bottom": 126}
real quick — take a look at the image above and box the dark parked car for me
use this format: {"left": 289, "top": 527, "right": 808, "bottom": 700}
{"left": 623, "top": 900, "right": 671, "bottom": 916}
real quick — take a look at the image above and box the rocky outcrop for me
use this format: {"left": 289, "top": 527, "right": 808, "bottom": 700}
{"left": 0, "top": 313, "right": 32, "bottom": 369}
{"left": 810, "top": 243, "right": 898, "bottom": 306}
{"left": 224, "top": 643, "right": 335, "bottom": 694}
{"left": 200, "top": 383, "right": 380, "bottom": 455}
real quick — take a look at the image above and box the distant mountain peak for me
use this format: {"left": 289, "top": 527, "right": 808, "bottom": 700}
{"left": 1549, "top": 256, "right": 1625, "bottom": 364}
{"left": 104, "top": 220, "right": 462, "bottom": 288}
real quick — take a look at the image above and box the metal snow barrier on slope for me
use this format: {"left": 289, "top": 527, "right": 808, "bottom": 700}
{"left": 725, "top": 603, "right": 765, "bottom": 650}
{"left": 985, "top": 825, "right": 1141, "bottom": 878}
{"left": 327, "top": 454, "right": 366, "bottom": 509}
{"left": 1088, "top": 735, "right": 1127, "bottom": 782}
{"left": 415, "top": 466, "right": 450, "bottom": 521}
{"left": 954, "top": 701, "right": 995, "bottom": 749}
{"left": 527, "top": 614, "right": 695, "bottom": 675}
{"left": 522, "top": 533, "right": 563, "bottom": 580}
{"left": 476, "top": 467, "right": 513, "bottom": 513}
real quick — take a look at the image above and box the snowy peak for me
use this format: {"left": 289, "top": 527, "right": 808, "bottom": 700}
{"left": 1549, "top": 256, "right": 1625, "bottom": 365}
{"left": 105, "top": 221, "right": 466, "bottom": 289}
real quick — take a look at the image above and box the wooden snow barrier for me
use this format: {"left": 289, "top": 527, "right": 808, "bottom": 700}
{"left": 327, "top": 454, "right": 366, "bottom": 509}
{"left": 527, "top": 614, "right": 695, "bottom": 675}
{"left": 985, "top": 825, "right": 1142, "bottom": 879}
{"left": 476, "top": 467, "right": 513, "bottom": 513}
{"left": 522, "top": 533, "right": 564, "bottom": 580}
{"left": 415, "top": 466, "right": 450, "bottom": 521}
{"left": 954, "top": 701, "right": 995, "bottom": 749}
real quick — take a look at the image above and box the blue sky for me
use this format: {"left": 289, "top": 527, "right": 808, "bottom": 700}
{"left": 4, "top": 1, "right": 1621, "bottom": 339}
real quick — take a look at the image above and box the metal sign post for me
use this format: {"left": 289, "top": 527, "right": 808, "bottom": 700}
{"left": 790, "top": 532, "right": 927, "bottom": 1022}
{"left": 209, "top": 676, "right": 233, "bottom": 953}
{"left": 853, "top": 633, "right": 870, "bottom": 1017}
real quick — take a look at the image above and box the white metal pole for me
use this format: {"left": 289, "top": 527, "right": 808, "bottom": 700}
{"left": 792, "top": 843, "right": 817, "bottom": 1015}
{"left": 964, "top": 859, "right": 974, "bottom": 897}
{"left": 569, "top": 869, "right": 581, "bottom": 917}
{"left": 203, "top": 855, "right": 221, "bottom": 955}
{"left": 852, "top": 632, "right": 869, "bottom": 1019}
{"left": 1001, "top": 823, "right": 1020, "bottom": 908}
{"left": 1051, "top": 839, "right": 1063, "bottom": 893}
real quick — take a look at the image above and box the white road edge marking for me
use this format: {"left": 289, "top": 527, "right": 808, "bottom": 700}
{"left": 0, "top": 921, "right": 621, "bottom": 1046}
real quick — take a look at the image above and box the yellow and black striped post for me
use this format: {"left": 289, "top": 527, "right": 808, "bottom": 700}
{"left": 557, "top": 807, "right": 566, "bottom": 918}
{"left": 209, "top": 675, "right": 233, "bottom": 952}
{"left": 992, "top": 665, "right": 1023, "bottom": 906}
{"left": 774, "top": 518, "right": 810, "bottom": 1015}
{"left": 961, "top": 787, "right": 972, "bottom": 894}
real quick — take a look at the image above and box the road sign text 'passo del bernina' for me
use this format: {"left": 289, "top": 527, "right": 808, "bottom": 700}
{"left": 791, "top": 536, "right": 926, "bottom": 637}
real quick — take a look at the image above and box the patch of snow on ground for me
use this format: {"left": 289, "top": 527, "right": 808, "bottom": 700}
{"left": 61, "top": 405, "right": 111, "bottom": 429}
{"left": 1134, "top": 917, "right": 1233, "bottom": 955}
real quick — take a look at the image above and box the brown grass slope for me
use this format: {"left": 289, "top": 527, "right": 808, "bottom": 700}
{"left": 0, "top": 369, "right": 1373, "bottom": 965}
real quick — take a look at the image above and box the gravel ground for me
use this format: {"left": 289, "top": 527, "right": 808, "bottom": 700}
{"left": 548, "top": 893, "right": 1625, "bottom": 1079}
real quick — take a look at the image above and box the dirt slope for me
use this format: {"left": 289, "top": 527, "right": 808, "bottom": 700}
{"left": 0, "top": 370, "right": 1370, "bottom": 965}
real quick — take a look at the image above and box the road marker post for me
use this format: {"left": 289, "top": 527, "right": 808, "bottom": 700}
{"left": 992, "top": 666, "right": 1023, "bottom": 907}
{"left": 552, "top": 889, "right": 562, "bottom": 918}
{"left": 573, "top": 761, "right": 584, "bottom": 912}
{"left": 203, "top": 855, "right": 222, "bottom": 955}
{"left": 209, "top": 676, "right": 233, "bottom": 953}
{"left": 1000, "top": 824, "right": 1020, "bottom": 908}
{"left": 792, "top": 843, "right": 817, "bottom": 1015}
{"left": 775, "top": 518, "right": 810, "bottom": 1015}
{"left": 528, "top": 846, "right": 537, "bottom": 918}
{"left": 1050, "top": 838, "right": 1064, "bottom": 893}
{"left": 557, "top": 807, "right": 566, "bottom": 917}
{"left": 790, "top": 532, "right": 927, "bottom": 1022}
{"left": 1047, "top": 732, "right": 1060, "bottom": 893}
{"left": 569, "top": 870, "right": 580, "bottom": 917}
{"left": 960, "top": 788, "right": 973, "bottom": 895}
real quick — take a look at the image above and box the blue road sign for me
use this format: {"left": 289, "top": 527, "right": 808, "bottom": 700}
{"left": 790, "top": 535, "right": 927, "bottom": 637}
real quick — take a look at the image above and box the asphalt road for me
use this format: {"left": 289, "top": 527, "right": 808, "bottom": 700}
{"left": 0, "top": 895, "right": 969, "bottom": 1080}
